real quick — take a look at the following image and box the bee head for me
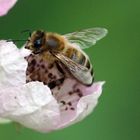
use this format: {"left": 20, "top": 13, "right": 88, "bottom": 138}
{"left": 25, "top": 30, "right": 46, "bottom": 54}
{"left": 25, "top": 30, "right": 65, "bottom": 54}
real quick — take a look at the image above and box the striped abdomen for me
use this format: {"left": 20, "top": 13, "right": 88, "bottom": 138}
{"left": 63, "top": 46, "right": 94, "bottom": 84}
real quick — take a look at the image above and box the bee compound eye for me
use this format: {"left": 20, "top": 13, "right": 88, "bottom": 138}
{"left": 34, "top": 39, "right": 42, "bottom": 48}
{"left": 47, "top": 38, "right": 58, "bottom": 49}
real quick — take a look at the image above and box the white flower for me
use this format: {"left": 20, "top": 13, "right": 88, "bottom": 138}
{"left": 0, "top": 0, "right": 17, "bottom": 16}
{"left": 0, "top": 40, "right": 105, "bottom": 133}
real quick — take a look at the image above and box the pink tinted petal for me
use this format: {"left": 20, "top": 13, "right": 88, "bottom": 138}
{"left": 0, "top": 82, "right": 60, "bottom": 132}
{"left": 0, "top": 0, "right": 17, "bottom": 16}
{"left": 25, "top": 52, "right": 105, "bottom": 132}
{"left": 56, "top": 82, "right": 105, "bottom": 129}
{"left": 74, "top": 82, "right": 105, "bottom": 122}
{"left": 0, "top": 40, "right": 27, "bottom": 88}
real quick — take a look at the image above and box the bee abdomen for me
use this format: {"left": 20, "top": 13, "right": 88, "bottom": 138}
{"left": 90, "top": 67, "right": 94, "bottom": 83}
{"left": 65, "top": 47, "right": 94, "bottom": 85}
{"left": 78, "top": 53, "right": 86, "bottom": 65}
{"left": 77, "top": 52, "right": 94, "bottom": 83}
{"left": 84, "top": 56, "right": 94, "bottom": 83}
{"left": 71, "top": 50, "right": 94, "bottom": 75}
{"left": 70, "top": 50, "right": 86, "bottom": 65}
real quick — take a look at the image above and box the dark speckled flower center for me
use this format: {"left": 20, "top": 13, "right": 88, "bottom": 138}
{"left": 25, "top": 54, "right": 85, "bottom": 112}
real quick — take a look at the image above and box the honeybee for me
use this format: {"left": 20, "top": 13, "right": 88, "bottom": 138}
{"left": 25, "top": 28, "right": 108, "bottom": 86}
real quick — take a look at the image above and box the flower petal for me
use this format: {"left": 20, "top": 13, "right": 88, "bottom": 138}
{"left": 0, "top": 40, "right": 27, "bottom": 88}
{"left": 56, "top": 81, "right": 105, "bottom": 129}
{"left": 25, "top": 53, "right": 105, "bottom": 132}
{"left": 73, "top": 82, "right": 105, "bottom": 122}
{"left": 0, "top": 0, "right": 17, "bottom": 16}
{"left": 0, "top": 82, "right": 60, "bottom": 132}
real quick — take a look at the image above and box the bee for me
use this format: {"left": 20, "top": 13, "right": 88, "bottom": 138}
{"left": 25, "top": 28, "right": 108, "bottom": 86}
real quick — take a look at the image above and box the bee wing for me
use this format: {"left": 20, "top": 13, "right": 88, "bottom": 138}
{"left": 64, "top": 27, "right": 108, "bottom": 49}
{"left": 53, "top": 52, "right": 93, "bottom": 85}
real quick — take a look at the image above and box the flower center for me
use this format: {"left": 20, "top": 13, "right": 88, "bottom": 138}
{"left": 25, "top": 54, "right": 84, "bottom": 112}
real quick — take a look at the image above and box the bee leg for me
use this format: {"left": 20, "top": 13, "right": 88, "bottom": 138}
{"left": 48, "top": 77, "right": 65, "bottom": 89}
{"left": 55, "top": 61, "right": 65, "bottom": 75}
{"left": 47, "top": 61, "right": 66, "bottom": 90}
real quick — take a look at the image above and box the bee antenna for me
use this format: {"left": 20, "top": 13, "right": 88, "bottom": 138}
{"left": 7, "top": 39, "right": 27, "bottom": 43}
{"left": 21, "top": 29, "right": 32, "bottom": 37}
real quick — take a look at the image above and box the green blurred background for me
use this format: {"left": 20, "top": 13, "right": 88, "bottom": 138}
{"left": 0, "top": 0, "right": 140, "bottom": 140}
